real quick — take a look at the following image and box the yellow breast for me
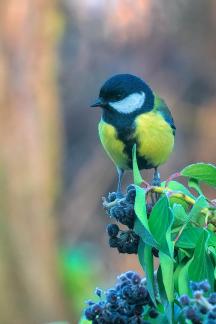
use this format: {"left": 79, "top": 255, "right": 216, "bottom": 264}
{"left": 98, "top": 120, "right": 129, "bottom": 169}
{"left": 134, "top": 111, "right": 174, "bottom": 167}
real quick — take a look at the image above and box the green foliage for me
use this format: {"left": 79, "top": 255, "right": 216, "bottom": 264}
{"left": 138, "top": 240, "right": 156, "bottom": 304}
{"left": 132, "top": 144, "right": 143, "bottom": 185}
{"left": 80, "top": 153, "right": 216, "bottom": 323}
{"left": 181, "top": 162, "right": 216, "bottom": 188}
{"left": 132, "top": 148, "right": 216, "bottom": 323}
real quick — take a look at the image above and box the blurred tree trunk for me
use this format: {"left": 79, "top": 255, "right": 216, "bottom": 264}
{"left": 0, "top": 1, "right": 67, "bottom": 323}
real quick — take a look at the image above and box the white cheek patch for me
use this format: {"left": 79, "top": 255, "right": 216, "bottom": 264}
{"left": 109, "top": 92, "right": 145, "bottom": 114}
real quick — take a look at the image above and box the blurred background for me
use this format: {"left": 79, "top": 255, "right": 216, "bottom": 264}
{"left": 0, "top": 0, "right": 216, "bottom": 323}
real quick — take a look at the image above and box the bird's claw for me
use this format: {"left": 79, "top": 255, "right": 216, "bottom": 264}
{"left": 151, "top": 178, "right": 161, "bottom": 187}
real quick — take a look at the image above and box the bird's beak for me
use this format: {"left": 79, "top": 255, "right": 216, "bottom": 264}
{"left": 90, "top": 97, "right": 106, "bottom": 108}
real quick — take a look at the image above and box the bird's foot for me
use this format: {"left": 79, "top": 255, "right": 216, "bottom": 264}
{"left": 151, "top": 177, "right": 161, "bottom": 187}
{"left": 151, "top": 169, "right": 161, "bottom": 187}
{"left": 150, "top": 169, "right": 161, "bottom": 202}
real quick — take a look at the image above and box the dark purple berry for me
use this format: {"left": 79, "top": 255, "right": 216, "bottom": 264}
{"left": 122, "top": 206, "right": 135, "bottom": 228}
{"left": 126, "top": 243, "right": 138, "bottom": 254}
{"left": 85, "top": 307, "right": 95, "bottom": 320}
{"left": 135, "top": 286, "right": 148, "bottom": 301}
{"left": 83, "top": 271, "right": 157, "bottom": 323}
{"left": 126, "top": 188, "right": 136, "bottom": 203}
{"left": 190, "top": 281, "right": 199, "bottom": 292}
{"left": 95, "top": 288, "right": 102, "bottom": 298}
{"left": 209, "top": 293, "right": 216, "bottom": 305}
{"left": 109, "top": 237, "right": 119, "bottom": 248}
{"left": 185, "top": 306, "right": 196, "bottom": 319}
{"left": 112, "top": 315, "right": 126, "bottom": 324}
{"left": 125, "top": 271, "right": 135, "bottom": 279}
{"left": 108, "top": 192, "right": 117, "bottom": 202}
{"left": 118, "top": 273, "right": 128, "bottom": 282}
{"left": 208, "top": 311, "right": 216, "bottom": 320}
{"left": 86, "top": 299, "right": 94, "bottom": 306}
{"left": 132, "top": 273, "right": 141, "bottom": 285}
{"left": 106, "top": 289, "right": 118, "bottom": 304}
{"left": 110, "top": 206, "right": 124, "bottom": 219}
{"left": 92, "top": 303, "right": 102, "bottom": 315}
{"left": 107, "top": 224, "right": 119, "bottom": 237}
{"left": 106, "top": 302, "right": 118, "bottom": 312}
{"left": 149, "top": 308, "right": 158, "bottom": 318}
{"left": 199, "top": 305, "right": 208, "bottom": 314}
{"left": 133, "top": 305, "right": 143, "bottom": 315}
{"left": 127, "top": 184, "right": 135, "bottom": 192}
{"left": 115, "top": 207, "right": 125, "bottom": 220}
{"left": 179, "top": 295, "right": 190, "bottom": 306}
{"left": 117, "top": 242, "right": 126, "bottom": 253}
{"left": 121, "top": 285, "right": 133, "bottom": 299}
{"left": 185, "top": 307, "right": 201, "bottom": 323}
{"left": 199, "top": 280, "right": 211, "bottom": 292}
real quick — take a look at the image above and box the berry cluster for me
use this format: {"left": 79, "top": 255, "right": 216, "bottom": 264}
{"left": 84, "top": 271, "right": 158, "bottom": 323}
{"left": 179, "top": 280, "right": 216, "bottom": 324}
{"left": 107, "top": 224, "right": 139, "bottom": 254}
{"left": 107, "top": 185, "right": 136, "bottom": 229}
{"left": 104, "top": 186, "right": 140, "bottom": 254}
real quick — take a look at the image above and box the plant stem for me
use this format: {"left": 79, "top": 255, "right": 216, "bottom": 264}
{"left": 152, "top": 186, "right": 196, "bottom": 205}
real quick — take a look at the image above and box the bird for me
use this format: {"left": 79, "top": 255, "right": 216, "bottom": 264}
{"left": 90, "top": 74, "right": 175, "bottom": 196}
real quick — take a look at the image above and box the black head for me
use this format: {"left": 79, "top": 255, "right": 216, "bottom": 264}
{"left": 91, "top": 74, "right": 154, "bottom": 114}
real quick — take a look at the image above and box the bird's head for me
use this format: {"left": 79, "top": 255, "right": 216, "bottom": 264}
{"left": 91, "top": 74, "right": 154, "bottom": 114}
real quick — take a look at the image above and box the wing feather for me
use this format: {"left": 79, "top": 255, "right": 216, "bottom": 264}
{"left": 153, "top": 95, "right": 176, "bottom": 135}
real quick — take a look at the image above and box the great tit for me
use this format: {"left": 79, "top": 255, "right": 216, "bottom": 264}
{"left": 91, "top": 74, "right": 175, "bottom": 194}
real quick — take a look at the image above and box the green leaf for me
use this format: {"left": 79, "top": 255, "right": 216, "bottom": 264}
{"left": 188, "top": 230, "right": 215, "bottom": 290}
{"left": 172, "top": 203, "right": 188, "bottom": 228}
{"left": 181, "top": 163, "right": 216, "bottom": 188}
{"left": 159, "top": 251, "right": 174, "bottom": 303}
{"left": 174, "top": 225, "right": 203, "bottom": 249}
{"left": 178, "top": 248, "right": 193, "bottom": 260}
{"left": 188, "top": 178, "right": 203, "bottom": 196}
{"left": 138, "top": 240, "right": 156, "bottom": 304}
{"left": 209, "top": 232, "right": 216, "bottom": 248}
{"left": 157, "top": 267, "right": 173, "bottom": 324}
{"left": 132, "top": 144, "right": 143, "bottom": 185}
{"left": 157, "top": 267, "right": 168, "bottom": 309}
{"left": 188, "top": 195, "right": 208, "bottom": 225}
{"left": 174, "top": 263, "right": 184, "bottom": 292}
{"left": 208, "top": 245, "right": 216, "bottom": 262}
{"left": 178, "top": 259, "right": 193, "bottom": 295}
{"left": 134, "top": 186, "right": 149, "bottom": 230}
{"left": 208, "top": 246, "right": 216, "bottom": 279}
{"left": 134, "top": 218, "right": 159, "bottom": 249}
{"left": 134, "top": 186, "right": 159, "bottom": 248}
{"left": 148, "top": 195, "right": 174, "bottom": 256}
